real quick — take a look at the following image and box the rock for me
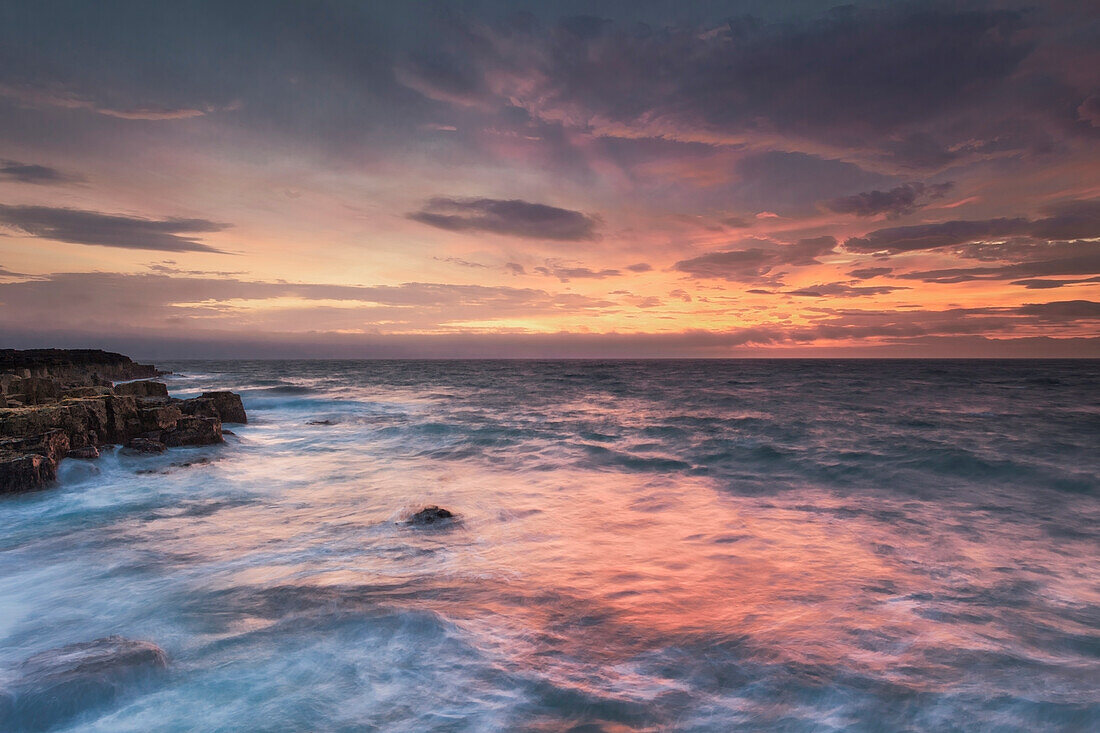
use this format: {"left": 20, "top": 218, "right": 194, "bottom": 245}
{"left": 127, "top": 437, "right": 166, "bottom": 453}
{"left": 0, "top": 350, "right": 242, "bottom": 492}
{"left": 67, "top": 445, "right": 100, "bottom": 460}
{"left": 163, "top": 417, "right": 222, "bottom": 447}
{"left": 61, "top": 386, "right": 113, "bottom": 399}
{"left": 140, "top": 404, "right": 182, "bottom": 432}
{"left": 12, "top": 377, "right": 62, "bottom": 405}
{"left": 179, "top": 397, "right": 219, "bottom": 420}
{"left": 199, "top": 391, "right": 247, "bottom": 424}
{"left": 0, "top": 429, "right": 71, "bottom": 465}
{"left": 404, "top": 506, "right": 457, "bottom": 526}
{"left": 0, "top": 349, "right": 156, "bottom": 385}
{"left": 1, "top": 636, "right": 167, "bottom": 731}
{"left": 307, "top": 419, "right": 335, "bottom": 425}
{"left": 114, "top": 380, "right": 169, "bottom": 398}
{"left": 0, "top": 450, "right": 54, "bottom": 494}
{"left": 0, "top": 399, "right": 110, "bottom": 450}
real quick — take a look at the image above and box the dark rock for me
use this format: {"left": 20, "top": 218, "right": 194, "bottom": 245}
{"left": 114, "top": 380, "right": 169, "bottom": 398}
{"left": 404, "top": 506, "right": 457, "bottom": 526}
{"left": 140, "top": 405, "right": 182, "bottom": 432}
{"left": 127, "top": 437, "right": 166, "bottom": 453}
{"left": 2, "top": 636, "right": 167, "bottom": 731}
{"left": 307, "top": 419, "right": 335, "bottom": 425}
{"left": 222, "top": 429, "right": 235, "bottom": 436}
{"left": 12, "top": 377, "right": 61, "bottom": 405}
{"left": 67, "top": 445, "right": 100, "bottom": 460}
{"left": 0, "top": 450, "right": 54, "bottom": 494}
{"left": 0, "top": 429, "right": 71, "bottom": 465}
{"left": 199, "top": 391, "right": 247, "bottom": 424}
{"left": 61, "top": 386, "right": 113, "bottom": 399}
{"left": 179, "top": 397, "right": 219, "bottom": 420}
{"left": 0, "top": 349, "right": 156, "bottom": 385}
{"left": 163, "top": 417, "right": 222, "bottom": 447}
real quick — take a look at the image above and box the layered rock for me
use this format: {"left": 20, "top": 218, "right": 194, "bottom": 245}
{"left": 0, "top": 350, "right": 246, "bottom": 494}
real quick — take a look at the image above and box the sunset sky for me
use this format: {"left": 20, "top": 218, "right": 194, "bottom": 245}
{"left": 1, "top": 0, "right": 1098, "bottom": 357}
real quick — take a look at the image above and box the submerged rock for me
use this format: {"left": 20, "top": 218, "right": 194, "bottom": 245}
{"left": 1, "top": 636, "right": 167, "bottom": 731}
{"left": 403, "top": 506, "right": 457, "bottom": 526}
{"left": 307, "top": 419, "right": 335, "bottom": 426}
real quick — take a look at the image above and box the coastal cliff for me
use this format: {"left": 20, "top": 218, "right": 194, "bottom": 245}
{"left": 0, "top": 349, "right": 245, "bottom": 494}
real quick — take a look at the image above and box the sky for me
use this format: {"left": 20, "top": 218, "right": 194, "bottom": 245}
{"left": 0, "top": 0, "right": 1098, "bottom": 358}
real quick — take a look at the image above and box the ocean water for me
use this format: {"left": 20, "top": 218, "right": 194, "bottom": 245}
{"left": 1, "top": 359, "right": 1098, "bottom": 732}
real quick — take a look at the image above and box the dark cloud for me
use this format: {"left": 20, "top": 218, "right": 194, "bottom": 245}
{"left": 899, "top": 242, "right": 1100, "bottom": 284}
{"left": 1010, "top": 276, "right": 1100, "bottom": 289}
{"left": 845, "top": 218, "right": 1028, "bottom": 254}
{"left": 822, "top": 182, "right": 954, "bottom": 218}
{"left": 533, "top": 262, "right": 620, "bottom": 281}
{"left": 669, "top": 288, "right": 692, "bottom": 302}
{"left": 674, "top": 236, "right": 836, "bottom": 282}
{"left": 848, "top": 267, "right": 894, "bottom": 280}
{"left": 732, "top": 152, "right": 891, "bottom": 214}
{"left": 0, "top": 204, "right": 229, "bottom": 252}
{"left": 394, "top": 4, "right": 1048, "bottom": 170}
{"left": 625, "top": 262, "right": 652, "bottom": 273}
{"left": 787, "top": 283, "right": 909, "bottom": 298}
{"left": 409, "top": 197, "right": 599, "bottom": 240}
{"left": 0, "top": 159, "right": 83, "bottom": 184}
{"left": 1016, "top": 300, "right": 1100, "bottom": 321}
{"left": 846, "top": 199, "right": 1100, "bottom": 254}
{"left": 434, "top": 256, "right": 488, "bottom": 269}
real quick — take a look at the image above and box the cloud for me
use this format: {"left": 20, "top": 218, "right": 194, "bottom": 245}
{"left": 845, "top": 199, "right": 1100, "bottom": 254}
{"left": 0, "top": 204, "right": 229, "bottom": 252}
{"left": 434, "top": 256, "right": 488, "bottom": 269}
{"left": 899, "top": 242, "right": 1100, "bottom": 283}
{"left": 822, "top": 182, "right": 954, "bottom": 218}
{"left": 1010, "top": 276, "right": 1100, "bottom": 289}
{"left": 0, "top": 83, "right": 225, "bottom": 120}
{"left": 845, "top": 217, "right": 1029, "bottom": 254}
{"left": 2, "top": 271, "right": 1095, "bottom": 357}
{"left": 408, "top": 197, "right": 600, "bottom": 240}
{"left": 848, "top": 267, "right": 894, "bottom": 280}
{"left": 673, "top": 236, "right": 836, "bottom": 282}
{"left": 0, "top": 159, "right": 83, "bottom": 184}
{"left": 669, "top": 289, "right": 692, "bottom": 302}
{"left": 786, "top": 283, "right": 909, "bottom": 298}
{"left": 625, "top": 262, "right": 652, "bottom": 273}
{"left": 533, "top": 264, "right": 620, "bottom": 281}
{"left": 0, "top": 271, "right": 622, "bottom": 337}
{"left": 398, "top": 4, "right": 1043, "bottom": 171}
{"left": 1016, "top": 300, "right": 1100, "bottom": 321}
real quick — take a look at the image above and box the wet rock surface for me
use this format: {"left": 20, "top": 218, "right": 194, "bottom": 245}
{"left": 0, "top": 636, "right": 167, "bottom": 731}
{"left": 0, "top": 349, "right": 246, "bottom": 493}
{"left": 403, "top": 506, "right": 457, "bottom": 526}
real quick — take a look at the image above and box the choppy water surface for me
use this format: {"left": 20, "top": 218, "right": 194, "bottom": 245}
{"left": 1, "top": 360, "right": 1098, "bottom": 731}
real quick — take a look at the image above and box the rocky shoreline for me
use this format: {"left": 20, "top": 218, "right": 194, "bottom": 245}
{"left": 0, "top": 349, "right": 246, "bottom": 494}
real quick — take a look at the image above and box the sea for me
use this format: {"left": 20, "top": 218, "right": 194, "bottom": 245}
{"left": 1, "top": 360, "right": 1098, "bottom": 731}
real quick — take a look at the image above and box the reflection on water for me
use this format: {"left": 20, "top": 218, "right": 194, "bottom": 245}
{"left": 1, "top": 360, "right": 1098, "bottom": 731}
